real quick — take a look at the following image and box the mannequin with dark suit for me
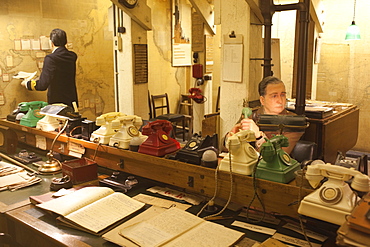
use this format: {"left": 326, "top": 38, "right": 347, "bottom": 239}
{"left": 22, "top": 28, "right": 78, "bottom": 108}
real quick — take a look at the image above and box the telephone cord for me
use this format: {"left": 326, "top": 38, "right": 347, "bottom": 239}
{"left": 197, "top": 147, "right": 234, "bottom": 219}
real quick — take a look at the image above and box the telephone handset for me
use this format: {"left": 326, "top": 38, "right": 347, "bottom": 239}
{"left": 219, "top": 130, "right": 258, "bottom": 175}
{"left": 138, "top": 120, "right": 180, "bottom": 157}
{"left": 19, "top": 101, "right": 48, "bottom": 127}
{"left": 109, "top": 115, "right": 147, "bottom": 149}
{"left": 90, "top": 112, "right": 126, "bottom": 144}
{"left": 298, "top": 161, "right": 370, "bottom": 225}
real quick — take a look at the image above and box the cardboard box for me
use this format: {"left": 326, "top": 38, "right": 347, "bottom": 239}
{"left": 62, "top": 158, "right": 97, "bottom": 184}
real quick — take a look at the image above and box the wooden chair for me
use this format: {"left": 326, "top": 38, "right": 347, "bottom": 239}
{"left": 150, "top": 93, "right": 186, "bottom": 141}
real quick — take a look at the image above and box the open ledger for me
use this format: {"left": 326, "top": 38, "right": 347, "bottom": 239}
{"left": 117, "top": 207, "right": 245, "bottom": 246}
{"left": 36, "top": 186, "right": 145, "bottom": 235}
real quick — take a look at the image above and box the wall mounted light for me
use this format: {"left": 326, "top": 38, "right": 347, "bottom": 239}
{"left": 345, "top": 0, "right": 361, "bottom": 40}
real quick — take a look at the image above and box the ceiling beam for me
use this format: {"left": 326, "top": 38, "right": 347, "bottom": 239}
{"left": 111, "top": 0, "right": 152, "bottom": 30}
{"left": 188, "top": 0, "right": 216, "bottom": 35}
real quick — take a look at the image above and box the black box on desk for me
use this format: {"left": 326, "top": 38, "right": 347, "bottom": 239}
{"left": 62, "top": 158, "right": 98, "bottom": 184}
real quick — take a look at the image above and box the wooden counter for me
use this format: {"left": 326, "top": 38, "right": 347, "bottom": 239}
{"left": 0, "top": 119, "right": 312, "bottom": 219}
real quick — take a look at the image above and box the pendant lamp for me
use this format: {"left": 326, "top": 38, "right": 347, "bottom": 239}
{"left": 345, "top": 0, "right": 361, "bottom": 40}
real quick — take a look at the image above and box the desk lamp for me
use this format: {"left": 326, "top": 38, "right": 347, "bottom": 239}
{"left": 255, "top": 114, "right": 308, "bottom": 183}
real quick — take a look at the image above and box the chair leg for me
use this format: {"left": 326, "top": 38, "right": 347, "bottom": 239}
{"left": 182, "top": 118, "right": 185, "bottom": 141}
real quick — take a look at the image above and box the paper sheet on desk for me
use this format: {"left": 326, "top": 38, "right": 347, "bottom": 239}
{"left": 102, "top": 206, "right": 167, "bottom": 247}
{"left": 0, "top": 171, "right": 36, "bottom": 190}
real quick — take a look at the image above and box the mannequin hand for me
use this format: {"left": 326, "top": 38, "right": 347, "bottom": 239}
{"left": 241, "top": 118, "right": 261, "bottom": 138}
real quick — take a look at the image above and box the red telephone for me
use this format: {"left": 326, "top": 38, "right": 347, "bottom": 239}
{"left": 138, "top": 120, "right": 180, "bottom": 157}
{"left": 189, "top": 88, "right": 206, "bottom": 104}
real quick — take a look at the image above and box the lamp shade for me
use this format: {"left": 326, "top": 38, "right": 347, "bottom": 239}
{"left": 345, "top": 21, "right": 361, "bottom": 40}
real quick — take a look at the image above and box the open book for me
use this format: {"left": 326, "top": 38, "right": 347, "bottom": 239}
{"left": 118, "top": 207, "right": 245, "bottom": 246}
{"left": 36, "top": 186, "right": 145, "bottom": 235}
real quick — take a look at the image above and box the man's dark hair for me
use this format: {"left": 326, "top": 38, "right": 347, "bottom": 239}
{"left": 50, "top": 28, "right": 67, "bottom": 46}
{"left": 258, "top": 76, "right": 283, "bottom": 96}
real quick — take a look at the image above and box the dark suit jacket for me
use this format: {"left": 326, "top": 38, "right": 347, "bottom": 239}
{"left": 27, "top": 46, "right": 78, "bottom": 107}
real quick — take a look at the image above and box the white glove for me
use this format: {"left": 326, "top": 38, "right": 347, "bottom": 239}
{"left": 21, "top": 79, "right": 28, "bottom": 88}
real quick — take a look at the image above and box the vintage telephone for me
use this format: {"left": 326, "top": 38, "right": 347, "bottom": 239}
{"left": 188, "top": 88, "right": 205, "bottom": 104}
{"left": 138, "top": 119, "right": 180, "bottom": 157}
{"left": 298, "top": 162, "right": 370, "bottom": 225}
{"left": 109, "top": 115, "right": 147, "bottom": 149}
{"left": 174, "top": 133, "right": 218, "bottom": 165}
{"left": 255, "top": 134, "right": 300, "bottom": 183}
{"left": 36, "top": 104, "right": 81, "bottom": 132}
{"left": 99, "top": 171, "right": 138, "bottom": 192}
{"left": 6, "top": 103, "right": 28, "bottom": 122}
{"left": 19, "top": 101, "right": 48, "bottom": 127}
{"left": 219, "top": 130, "right": 258, "bottom": 175}
{"left": 90, "top": 112, "right": 125, "bottom": 144}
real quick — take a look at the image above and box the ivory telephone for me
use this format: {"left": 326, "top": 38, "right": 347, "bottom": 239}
{"left": 219, "top": 130, "right": 258, "bottom": 175}
{"left": 138, "top": 120, "right": 180, "bottom": 157}
{"left": 298, "top": 161, "right": 370, "bottom": 225}
{"left": 90, "top": 112, "right": 125, "bottom": 144}
{"left": 109, "top": 115, "right": 147, "bottom": 149}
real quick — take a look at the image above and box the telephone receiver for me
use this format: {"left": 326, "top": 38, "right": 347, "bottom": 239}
{"left": 219, "top": 129, "right": 258, "bottom": 175}
{"left": 298, "top": 161, "right": 370, "bottom": 225}
{"left": 138, "top": 120, "right": 180, "bottom": 157}
{"left": 90, "top": 112, "right": 126, "bottom": 144}
{"left": 19, "top": 101, "right": 48, "bottom": 127}
{"left": 188, "top": 88, "right": 205, "bottom": 104}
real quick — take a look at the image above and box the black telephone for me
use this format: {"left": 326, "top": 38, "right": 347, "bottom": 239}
{"left": 174, "top": 133, "right": 218, "bottom": 165}
{"left": 99, "top": 171, "right": 138, "bottom": 192}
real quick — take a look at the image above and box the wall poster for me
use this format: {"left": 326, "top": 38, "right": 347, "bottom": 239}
{"left": 172, "top": 0, "right": 192, "bottom": 66}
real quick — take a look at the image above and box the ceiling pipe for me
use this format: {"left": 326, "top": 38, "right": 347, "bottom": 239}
{"left": 259, "top": 0, "right": 310, "bottom": 115}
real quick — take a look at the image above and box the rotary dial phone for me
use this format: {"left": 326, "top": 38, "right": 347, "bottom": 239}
{"left": 109, "top": 115, "right": 147, "bottom": 149}
{"left": 90, "top": 112, "right": 126, "bottom": 144}
{"left": 219, "top": 130, "right": 258, "bottom": 175}
{"left": 255, "top": 134, "right": 300, "bottom": 183}
{"left": 298, "top": 161, "right": 370, "bottom": 225}
{"left": 138, "top": 120, "right": 180, "bottom": 157}
{"left": 19, "top": 101, "right": 48, "bottom": 127}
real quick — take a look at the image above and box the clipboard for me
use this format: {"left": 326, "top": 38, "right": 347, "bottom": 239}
{"left": 222, "top": 33, "right": 243, "bottom": 82}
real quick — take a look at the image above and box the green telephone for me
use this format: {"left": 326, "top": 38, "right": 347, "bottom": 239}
{"left": 255, "top": 134, "right": 300, "bottom": 183}
{"left": 19, "top": 101, "right": 48, "bottom": 127}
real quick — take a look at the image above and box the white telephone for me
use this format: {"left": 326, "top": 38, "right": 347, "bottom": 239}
{"left": 109, "top": 115, "right": 147, "bottom": 149}
{"left": 298, "top": 161, "right": 370, "bottom": 225}
{"left": 90, "top": 112, "right": 125, "bottom": 144}
{"left": 219, "top": 130, "right": 258, "bottom": 175}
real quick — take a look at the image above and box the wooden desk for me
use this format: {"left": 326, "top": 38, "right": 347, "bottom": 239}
{"left": 0, "top": 119, "right": 313, "bottom": 220}
{"left": 301, "top": 105, "right": 359, "bottom": 163}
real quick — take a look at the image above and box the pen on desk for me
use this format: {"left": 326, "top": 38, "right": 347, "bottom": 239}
{"left": 205, "top": 216, "right": 234, "bottom": 221}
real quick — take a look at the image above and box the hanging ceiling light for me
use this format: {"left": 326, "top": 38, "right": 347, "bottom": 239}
{"left": 345, "top": 0, "right": 361, "bottom": 40}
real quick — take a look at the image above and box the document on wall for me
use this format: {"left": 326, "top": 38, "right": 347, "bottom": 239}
{"left": 118, "top": 207, "right": 244, "bottom": 247}
{"left": 36, "top": 186, "right": 145, "bottom": 235}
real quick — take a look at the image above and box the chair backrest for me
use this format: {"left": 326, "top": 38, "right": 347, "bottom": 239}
{"left": 148, "top": 91, "right": 153, "bottom": 119}
{"left": 151, "top": 93, "right": 170, "bottom": 118}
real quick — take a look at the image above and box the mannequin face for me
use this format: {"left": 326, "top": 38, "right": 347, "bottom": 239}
{"left": 259, "top": 82, "right": 287, "bottom": 115}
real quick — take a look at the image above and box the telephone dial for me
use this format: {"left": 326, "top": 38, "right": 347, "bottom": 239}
{"left": 219, "top": 130, "right": 258, "bottom": 175}
{"left": 174, "top": 133, "right": 218, "bottom": 165}
{"left": 138, "top": 120, "right": 180, "bottom": 157}
{"left": 298, "top": 161, "right": 370, "bottom": 225}
{"left": 255, "top": 134, "right": 300, "bottom": 183}
{"left": 109, "top": 115, "right": 147, "bottom": 149}
{"left": 90, "top": 112, "right": 125, "bottom": 144}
